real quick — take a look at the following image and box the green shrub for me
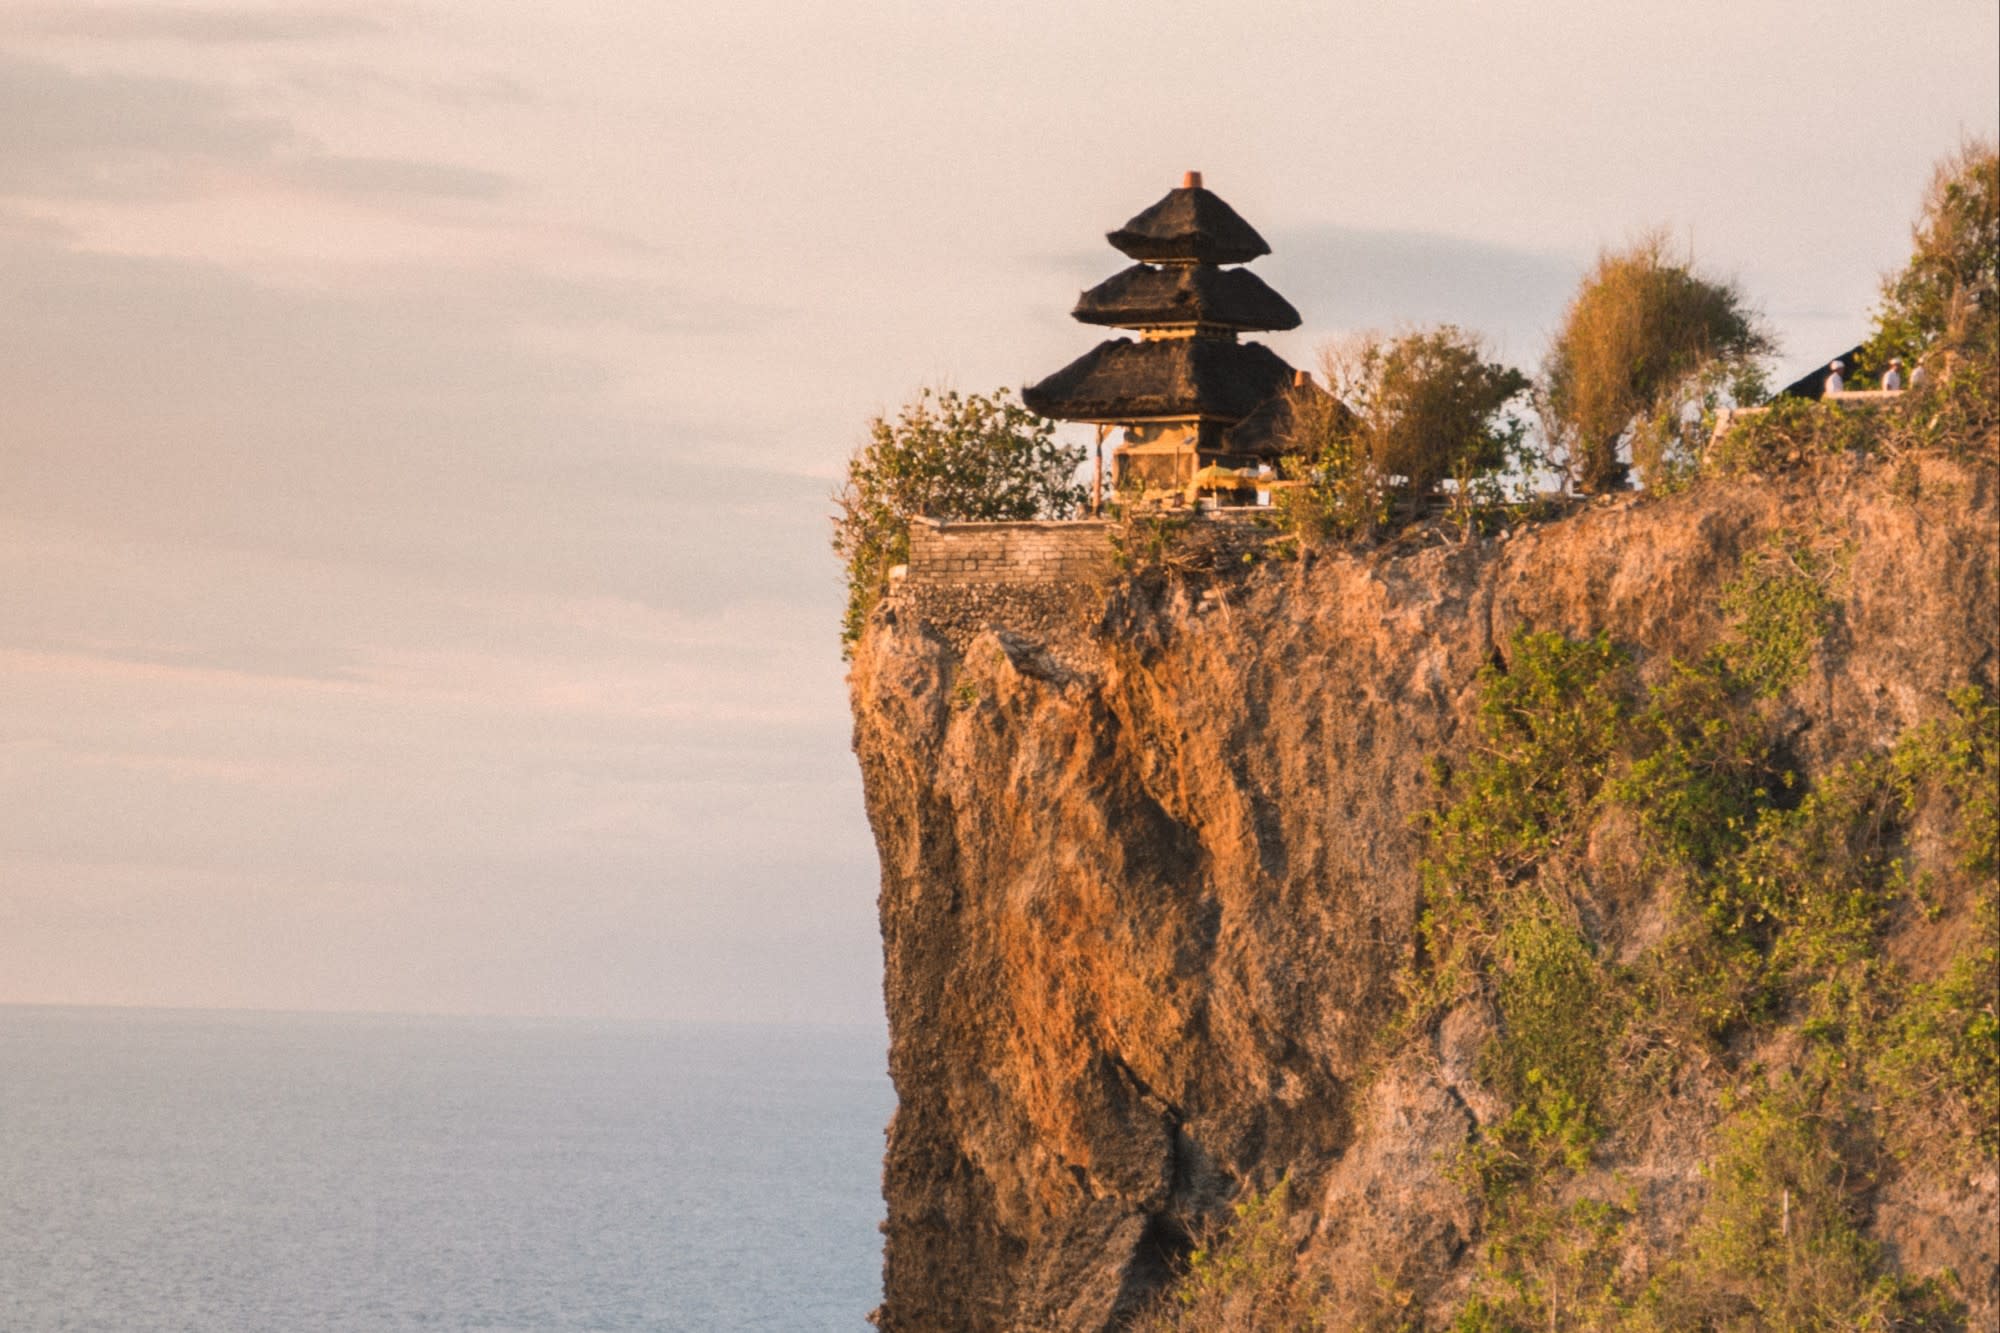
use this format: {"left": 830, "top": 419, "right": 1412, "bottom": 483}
{"left": 1449, "top": 1190, "right": 1635, "bottom": 1333}
{"left": 1875, "top": 689, "right": 2000, "bottom": 1159}
{"left": 1718, "top": 531, "right": 1843, "bottom": 697}
{"left": 1409, "top": 621, "right": 1989, "bottom": 1329}
{"left": 1615, "top": 656, "right": 1778, "bottom": 871}
{"left": 1867, "top": 138, "right": 1999, "bottom": 371}
{"left": 1705, "top": 394, "right": 1880, "bottom": 475}
{"left": 1704, "top": 351, "right": 1999, "bottom": 476}
{"left": 833, "top": 386, "right": 1084, "bottom": 649}
{"left": 1893, "top": 686, "right": 2000, "bottom": 876}
{"left": 1138, "top": 1181, "right": 1326, "bottom": 1331}
{"left": 1277, "top": 328, "right": 1534, "bottom": 544}
{"left": 1422, "top": 633, "right": 1630, "bottom": 890}
{"left": 1322, "top": 328, "right": 1531, "bottom": 502}
{"left": 1874, "top": 894, "right": 2000, "bottom": 1162}
{"left": 1275, "top": 378, "right": 1389, "bottom": 544}
{"left": 1655, "top": 1076, "right": 1964, "bottom": 1331}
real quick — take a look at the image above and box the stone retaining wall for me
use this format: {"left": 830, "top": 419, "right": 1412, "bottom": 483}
{"left": 887, "top": 512, "right": 1280, "bottom": 657}
{"left": 901, "top": 512, "right": 1277, "bottom": 587}
{"left": 902, "top": 518, "right": 1118, "bottom": 585}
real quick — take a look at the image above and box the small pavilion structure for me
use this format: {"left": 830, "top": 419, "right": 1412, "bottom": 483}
{"left": 1024, "top": 172, "right": 1302, "bottom": 507}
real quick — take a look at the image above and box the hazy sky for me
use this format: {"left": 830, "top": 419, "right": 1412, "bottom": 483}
{"left": 2, "top": 1, "right": 1994, "bottom": 1024}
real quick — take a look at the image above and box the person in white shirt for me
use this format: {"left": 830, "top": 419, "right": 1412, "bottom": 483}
{"left": 1909, "top": 361, "right": 1930, "bottom": 390}
{"left": 1825, "top": 360, "right": 1845, "bottom": 394}
{"left": 1883, "top": 358, "right": 1904, "bottom": 391}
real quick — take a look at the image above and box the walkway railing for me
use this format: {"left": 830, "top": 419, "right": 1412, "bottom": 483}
{"left": 1709, "top": 387, "right": 1908, "bottom": 445}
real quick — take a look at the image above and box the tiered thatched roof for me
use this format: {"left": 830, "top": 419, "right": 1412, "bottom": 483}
{"left": 1073, "top": 264, "right": 1300, "bottom": 332}
{"left": 1026, "top": 173, "right": 1301, "bottom": 431}
{"left": 1022, "top": 337, "right": 1294, "bottom": 423}
{"left": 1107, "top": 184, "right": 1271, "bottom": 265}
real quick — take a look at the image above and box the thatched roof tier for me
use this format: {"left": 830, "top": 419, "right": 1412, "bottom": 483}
{"left": 1073, "top": 264, "right": 1300, "bottom": 332}
{"left": 1023, "top": 337, "right": 1295, "bottom": 423}
{"left": 1221, "top": 379, "right": 1353, "bottom": 460}
{"left": 1107, "top": 184, "right": 1271, "bottom": 265}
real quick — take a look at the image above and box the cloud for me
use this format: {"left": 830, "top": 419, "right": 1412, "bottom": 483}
{"left": 0, "top": 242, "right": 830, "bottom": 630}
{"left": 1036, "top": 224, "right": 1584, "bottom": 365}
{"left": 0, "top": 53, "right": 508, "bottom": 204}
{"left": 1260, "top": 224, "right": 1584, "bottom": 362}
{"left": 0, "top": 52, "right": 292, "bottom": 197}
{"left": 5, "top": 4, "right": 386, "bottom": 45}
{"left": 275, "top": 153, "right": 509, "bottom": 200}
{"left": 276, "top": 63, "right": 533, "bottom": 109}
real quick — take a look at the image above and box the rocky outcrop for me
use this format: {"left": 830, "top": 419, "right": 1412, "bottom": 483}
{"left": 849, "top": 455, "right": 1999, "bottom": 1330}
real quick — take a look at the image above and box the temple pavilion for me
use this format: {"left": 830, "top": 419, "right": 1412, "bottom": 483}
{"left": 1024, "top": 172, "right": 1303, "bottom": 506}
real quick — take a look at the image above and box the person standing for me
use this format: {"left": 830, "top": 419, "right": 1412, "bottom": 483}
{"left": 1825, "top": 360, "right": 1845, "bottom": 394}
{"left": 1883, "top": 358, "right": 1905, "bottom": 390}
{"left": 1909, "top": 361, "right": 1930, "bottom": 390}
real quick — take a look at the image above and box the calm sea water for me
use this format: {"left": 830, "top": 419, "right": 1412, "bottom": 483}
{"left": 0, "top": 1006, "right": 893, "bottom": 1331}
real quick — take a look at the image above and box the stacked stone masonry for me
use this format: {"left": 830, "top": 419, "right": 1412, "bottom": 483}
{"left": 903, "top": 518, "right": 1119, "bottom": 585}
{"left": 901, "top": 513, "right": 1276, "bottom": 588}
{"left": 888, "top": 513, "right": 1278, "bottom": 658}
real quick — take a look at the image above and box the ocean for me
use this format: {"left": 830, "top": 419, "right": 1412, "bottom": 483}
{"left": 0, "top": 1006, "right": 893, "bottom": 1331}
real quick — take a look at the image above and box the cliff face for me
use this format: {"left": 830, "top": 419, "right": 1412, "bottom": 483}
{"left": 848, "top": 456, "right": 1998, "bottom": 1330}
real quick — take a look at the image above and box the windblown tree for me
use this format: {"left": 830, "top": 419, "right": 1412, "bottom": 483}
{"left": 1868, "top": 138, "right": 1999, "bottom": 370}
{"left": 834, "top": 387, "right": 1084, "bottom": 648}
{"left": 1283, "top": 325, "right": 1528, "bottom": 536}
{"left": 1540, "top": 234, "right": 1773, "bottom": 492}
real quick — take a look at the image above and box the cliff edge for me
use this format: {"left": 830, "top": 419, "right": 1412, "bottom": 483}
{"left": 849, "top": 454, "right": 1998, "bottom": 1330}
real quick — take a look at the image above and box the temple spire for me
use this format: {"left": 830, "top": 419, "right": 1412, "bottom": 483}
{"left": 1023, "top": 174, "right": 1302, "bottom": 502}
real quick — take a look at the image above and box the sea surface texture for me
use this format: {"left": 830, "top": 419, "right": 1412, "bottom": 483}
{"left": 0, "top": 1006, "right": 892, "bottom": 1331}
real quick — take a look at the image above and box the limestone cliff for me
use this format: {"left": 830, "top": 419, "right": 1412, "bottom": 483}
{"left": 849, "top": 454, "right": 1998, "bottom": 1330}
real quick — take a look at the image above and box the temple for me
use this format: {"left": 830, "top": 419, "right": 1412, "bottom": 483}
{"left": 1024, "top": 172, "right": 1303, "bottom": 505}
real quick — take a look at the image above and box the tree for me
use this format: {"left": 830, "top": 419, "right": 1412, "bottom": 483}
{"left": 834, "top": 386, "right": 1085, "bottom": 647}
{"left": 1868, "top": 138, "right": 1999, "bottom": 369}
{"left": 1540, "top": 234, "right": 1773, "bottom": 492}
{"left": 1275, "top": 371, "right": 1383, "bottom": 543}
{"left": 1281, "top": 326, "right": 1528, "bottom": 538}
{"left": 1329, "top": 326, "right": 1531, "bottom": 497}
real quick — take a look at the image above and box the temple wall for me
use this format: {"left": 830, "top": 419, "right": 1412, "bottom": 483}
{"left": 900, "top": 513, "right": 1278, "bottom": 588}
{"left": 887, "top": 513, "right": 1278, "bottom": 655}
{"left": 901, "top": 518, "right": 1119, "bottom": 585}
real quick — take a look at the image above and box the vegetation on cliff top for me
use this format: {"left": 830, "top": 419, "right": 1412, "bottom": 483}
{"left": 1538, "top": 232, "right": 1773, "bottom": 494}
{"left": 833, "top": 386, "right": 1085, "bottom": 649}
{"left": 1261, "top": 141, "right": 1996, "bottom": 555}
{"left": 1865, "top": 138, "right": 1999, "bottom": 374}
{"left": 1277, "top": 326, "right": 1531, "bottom": 540}
{"left": 840, "top": 145, "right": 1996, "bottom": 649}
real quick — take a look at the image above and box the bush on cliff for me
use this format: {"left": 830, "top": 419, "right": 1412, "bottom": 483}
{"left": 833, "top": 386, "right": 1085, "bottom": 649}
{"left": 1867, "top": 137, "right": 1999, "bottom": 372}
{"left": 1128, "top": 556, "right": 1996, "bottom": 1331}
{"left": 1134, "top": 1181, "right": 1328, "bottom": 1331}
{"left": 1279, "top": 326, "right": 1531, "bottom": 540}
{"left": 1324, "top": 326, "right": 1532, "bottom": 503}
{"left": 1705, "top": 339, "right": 1999, "bottom": 476}
{"left": 1411, "top": 625, "right": 1996, "bottom": 1329}
{"left": 1540, "top": 233, "right": 1773, "bottom": 492}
